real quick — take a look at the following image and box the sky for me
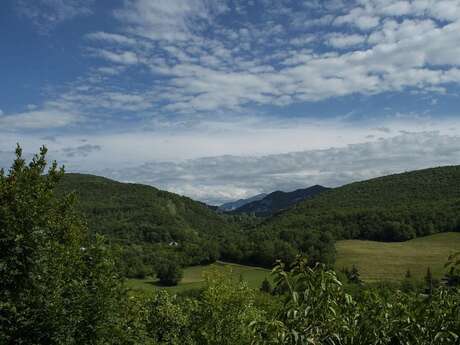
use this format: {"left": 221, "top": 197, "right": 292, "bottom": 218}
{"left": 1, "top": 0, "right": 460, "bottom": 204}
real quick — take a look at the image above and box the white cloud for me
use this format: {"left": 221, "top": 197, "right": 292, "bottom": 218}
{"left": 0, "top": 109, "right": 80, "bottom": 130}
{"left": 97, "top": 131, "right": 460, "bottom": 204}
{"left": 114, "top": 0, "right": 227, "bottom": 41}
{"left": 76, "top": 0, "right": 460, "bottom": 114}
{"left": 93, "top": 49, "right": 139, "bottom": 65}
{"left": 334, "top": 8, "right": 380, "bottom": 30}
{"left": 85, "top": 31, "right": 137, "bottom": 45}
{"left": 327, "top": 33, "right": 366, "bottom": 48}
{"left": 16, "top": 0, "right": 94, "bottom": 32}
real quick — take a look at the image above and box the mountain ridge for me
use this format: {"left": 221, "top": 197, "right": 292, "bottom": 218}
{"left": 231, "top": 185, "right": 329, "bottom": 216}
{"left": 218, "top": 193, "right": 268, "bottom": 211}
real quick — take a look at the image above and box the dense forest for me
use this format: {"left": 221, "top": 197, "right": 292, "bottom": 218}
{"left": 1, "top": 147, "right": 460, "bottom": 344}
{"left": 55, "top": 166, "right": 460, "bottom": 271}
{"left": 55, "top": 174, "right": 334, "bottom": 271}
{"left": 253, "top": 166, "right": 460, "bottom": 250}
{"left": 56, "top": 174, "right": 263, "bottom": 278}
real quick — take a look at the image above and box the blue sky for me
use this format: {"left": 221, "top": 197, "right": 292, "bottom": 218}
{"left": 1, "top": 0, "right": 460, "bottom": 204}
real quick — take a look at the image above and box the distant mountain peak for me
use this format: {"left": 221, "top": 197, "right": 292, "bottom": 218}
{"left": 218, "top": 193, "right": 267, "bottom": 212}
{"left": 230, "top": 185, "right": 329, "bottom": 216}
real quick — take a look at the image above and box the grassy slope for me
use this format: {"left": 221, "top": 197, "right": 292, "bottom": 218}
{"left": 335, "top": 232, "right": 460, "bottom": 282}
{"left": 126, "top": 261, "right": 271, "bottom": 293}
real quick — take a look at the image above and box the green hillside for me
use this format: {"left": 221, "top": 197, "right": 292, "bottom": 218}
{"left": 255, "top": 166, "right": 460, "bottom": 242}
{"left": 56, "top": 174, "right": 241, "bottom": 270}
{"left": 335, "top": 232, "right": 460, "bottom": 281}
{"left": 55, "top": 173, "right": 323, "bottom": 273}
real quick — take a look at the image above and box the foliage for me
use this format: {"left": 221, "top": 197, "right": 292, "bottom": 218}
{"left": 260, "top": 278, "right": 273, "bottom": 294}
{"left": 156, "top": 259, "right": 184, "bottom": 286}
{"left": 257, "top": 166, "right": 460, "bottom": 247}
{"left": 251, "top": 256, "right": 460, "bottom": 345}
{"left": 0, "top": 146, "right": 139, "bottom": 345}
{"left": 56, "top": 174, "right": 336, "bottom": 269}
{"left": 345, "top": 265, "right": 362, "bottom": 285}
{"left": 144, "top": 290, "right": 195, "bottom": 345}
{"left": 444, "top": 252, "right": 460, "bottom": 287}
{"left": 191, "top": 268, "right": 265, "bottom": 345}
{"left": 55, "top": 173, "right": 237, "bottom": 268}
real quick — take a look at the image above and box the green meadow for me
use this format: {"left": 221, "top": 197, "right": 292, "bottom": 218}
{"left": 335, "top": 232, "right": 460, "bottom": 282}
{"left": 126, "top": 261, "right": 272, "bottom": 294}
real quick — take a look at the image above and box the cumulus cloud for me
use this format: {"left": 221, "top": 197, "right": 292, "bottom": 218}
{"left": 327, "top": 33, "right": 367, "bottom": 48}
{"left": 74, "top": 0, "right": 460, "bottom": 115}
{"left": 114, "top": 0, "right": 228, "bottom": 41}
{"left": 0, "top": 108, "right": 80, "bottom": 130}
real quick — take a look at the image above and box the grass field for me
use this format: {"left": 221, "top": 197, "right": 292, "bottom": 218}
{"left": 126, "top": 261, "right": 271, "bottom": 294}
{"left": 335, "top": 232, "right": 460, "bottom": 282}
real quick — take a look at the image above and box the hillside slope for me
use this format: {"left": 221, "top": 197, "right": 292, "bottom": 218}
{"left": 56, "top": 174, "right": 239, "bottom": 266}
{"left": 256, "top": 166, "right": 460, "bottom": 242}
{"left": 55, "top": 174, "right": 335, "bottom": 269}
{"left": 232, "top": 185, "right": 329, "bottom": 216}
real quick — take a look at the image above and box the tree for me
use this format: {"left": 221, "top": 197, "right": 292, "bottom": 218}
{"left": 425, "top": 267, "right": 434, "bottom": 295}
{"left": 194, "top": 268, "right": 264, "bottom": 345}
{"left": 401, "top": 269, "right": 415, "bottom": 292}
{"left": 260, "top": 278, "right": 272, "bottom": 294}
{"left": 347, "top": 265, "right": 362, "bottom": 284}
{"left": 157, "top": 260, "right": 183, "bottom": 286}
{"left": 443, "top": 252, "right": 460, "bottom": 287}
{"left": 0, "top": 145, "right": 136, "bottom": 344}
{"left": 405, "top": 269, "right": 412, "bottom": 279}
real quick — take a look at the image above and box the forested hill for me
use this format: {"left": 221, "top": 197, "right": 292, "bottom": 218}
{"left": 255, "top": 166, "right": 460, "bottom": 243}
{"left": 55, "top": 173, "right": 335, "bottom": 269}
{"left": 55, "top": 174, "right": 241, "bottom": 267}
{"left": 232, "top": 185, "right": 329, "bottom": 216}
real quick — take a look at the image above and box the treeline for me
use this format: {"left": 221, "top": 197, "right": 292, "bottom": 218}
{"left": 1, "top": 147, "right": 460, "bottom": 345}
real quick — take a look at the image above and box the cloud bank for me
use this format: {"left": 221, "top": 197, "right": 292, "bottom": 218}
{"left": 99, "top": 131, "right": 460, "bottom": 205}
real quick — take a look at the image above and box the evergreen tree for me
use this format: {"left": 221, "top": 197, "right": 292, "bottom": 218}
{"left": 260, "top": 278, "right": 272, "bottom": 294}
{"left": 347, "top": 265, "right": 362, "bottom": 284}
{"left": 405, "top": 269, "right": 412, "bottom": 279}
{"left": 425, "top": 267, "right": 433, "bottom": 295}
